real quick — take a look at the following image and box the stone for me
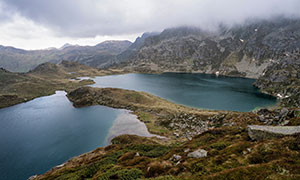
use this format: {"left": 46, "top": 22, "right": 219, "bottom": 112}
{"left": 280, "top": 108, "right": 289, "bottom": 118}
{"left": 172, "top": 154, "right": 182, "bottom": 162}
{"left": 184, "top": 148, "right": 190, "bottom": 153}
{"left": 247, "top": 125, "right": 300, "bottom": 141}
{"left": 187, "top": 149, "right": 207, "bottom": 158}
{"left": 169, "top": 123, "right": 174, "bottom": 128}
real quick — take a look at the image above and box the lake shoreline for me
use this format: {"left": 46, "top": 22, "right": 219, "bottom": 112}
{"left": 0, "top": 69, "right": 280, "bottom": 110}
{"left": 105, "top": 109, "right": 167, "bottom": 144}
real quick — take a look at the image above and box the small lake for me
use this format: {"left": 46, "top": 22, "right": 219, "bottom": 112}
{"left": 0, "top": 91, "right": 154, "bottom": 180}
{"left": 86, "top": 73, "right": 277, "bottom": 112}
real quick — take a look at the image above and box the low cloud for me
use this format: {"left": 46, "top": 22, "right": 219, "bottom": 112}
{"left": 0, "top": 0, "right": 300, "bottom": 49}
{"left": 2, "top": 0, "right": 300, "bottom": 38}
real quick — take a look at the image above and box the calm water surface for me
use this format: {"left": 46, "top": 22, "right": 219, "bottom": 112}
{"left": 87, "top": 73, "right": 277, "bottom": 112}
{"left": 0, "top": 73, "right": 277, "bottom": 180}
{"left": 0, "top": 91, "right": 153, "bottom": 180}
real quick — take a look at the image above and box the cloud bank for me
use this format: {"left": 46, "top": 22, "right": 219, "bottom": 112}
{"left": 0, "top": 0, "right": 300, "bottom": 49}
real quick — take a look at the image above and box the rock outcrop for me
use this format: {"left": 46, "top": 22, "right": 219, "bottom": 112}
{"left": 247, "top": 125, "right": 300, "bottom": 140}
{"left": 254, "top": 56, "right": 300, "bottom": 108}
{"left": 187, "top": 149, "right": 208, "bottom": 158}
{"left": 256, "top": 108, "right": 298, "bottom": 125}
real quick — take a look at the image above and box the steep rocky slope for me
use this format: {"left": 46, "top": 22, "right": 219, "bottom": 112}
{"left": 115, "top": 18, "right": 299, "bottom": 79}
{"left": 254, "top": 55, "right": 300, "bottom": 108}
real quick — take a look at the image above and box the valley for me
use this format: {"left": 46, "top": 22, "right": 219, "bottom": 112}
{"left": 0, "top": 17, "right": 299, "bottom": 180}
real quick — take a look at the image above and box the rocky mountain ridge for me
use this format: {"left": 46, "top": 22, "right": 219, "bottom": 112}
{"left": 1, "top": 17, "right": 299, "bottom": 80}
{"left": 115, "top": 18, "right": 300, "bottom": 79}
{"left": 0, "top": 40, "right": 132, "bottom": 72}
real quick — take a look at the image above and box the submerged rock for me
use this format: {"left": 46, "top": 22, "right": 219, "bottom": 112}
{"left": 187, "top": 149, "right": 207, "bottom": 158}
{"left": 247, "top": 125, "right": 300, "bottom": 141}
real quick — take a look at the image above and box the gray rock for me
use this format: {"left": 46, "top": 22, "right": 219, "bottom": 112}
{"left": 173, "top": 132, "right": 180, "bottom": 138}
{"left": 172, "top": 154, "right": 182, "bottom": 162}
{"left": 184, "top": 148, "right": 190, "bottom": 153}
{"left": 247, "top": 125, "right": 300, "bottom": 141}
{"left": 280, "top": 108, "right": 289, "bottom": 118}
{"left": 187, "top": 149, "right": 207, "bottom": 158}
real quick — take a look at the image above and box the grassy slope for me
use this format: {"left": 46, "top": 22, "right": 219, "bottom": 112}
{"left": 33, "top": 128, "right": 300, "bottom": 180}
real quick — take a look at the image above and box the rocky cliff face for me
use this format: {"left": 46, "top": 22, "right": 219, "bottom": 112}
{"left": 254, "top": 55, "right": 300, "bottom": 107}
{"left": 115, "top": 18, "right": 300, "bottom": 80}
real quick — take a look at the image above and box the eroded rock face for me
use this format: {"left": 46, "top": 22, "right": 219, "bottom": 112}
{"left": 247, "top": 125, "right": 300, "bottom": 141}
{"left": 254, "top": 56, "right": 300, "bottom": 108}
{"left": 187, "top": 149, "right": 207, "bottom": 158}
{"left": 256, "top": 108, "right": 296, "bottom": 125}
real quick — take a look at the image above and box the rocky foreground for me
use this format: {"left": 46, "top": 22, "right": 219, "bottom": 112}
{"left": 31, "top": 87, "right": 300, "bottom": 180}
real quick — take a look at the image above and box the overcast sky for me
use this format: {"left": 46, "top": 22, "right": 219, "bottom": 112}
{"left": 0, "top": 0, "right": 300, "bottom": 50}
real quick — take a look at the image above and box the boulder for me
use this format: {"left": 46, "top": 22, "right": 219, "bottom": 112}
{"left": 187, "top": 149, "right": 207, "bottom": 158}
{"left": 247, "top": 125, "right": 300, "bottom": 141}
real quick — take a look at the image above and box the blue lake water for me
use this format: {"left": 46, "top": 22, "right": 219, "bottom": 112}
{"left": 88, "top": 73, "right": 277, "bottom": 112}
{"left": 0, "top": 91, "right": 138, "bottom": 180}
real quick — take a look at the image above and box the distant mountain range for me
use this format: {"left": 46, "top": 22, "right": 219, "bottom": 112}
{"left": 0, "top": 40, "right": 132, "bottom": 72}
{"left": 0, "top": 17, "right": 299, "bottom": 82}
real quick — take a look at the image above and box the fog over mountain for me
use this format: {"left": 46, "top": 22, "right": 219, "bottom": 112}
{"left": 0, "top": 0, "right": 300, "bottom": 49}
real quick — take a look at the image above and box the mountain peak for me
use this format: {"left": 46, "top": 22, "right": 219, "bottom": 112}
{"left": 59, "top": 43, "right": 74, "bottom": 50}
{"left": 96, "top": 40, "right": 132, "bottom": 47}
{"left": 29, "top": 62, "right": 63, "bottom": 74}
